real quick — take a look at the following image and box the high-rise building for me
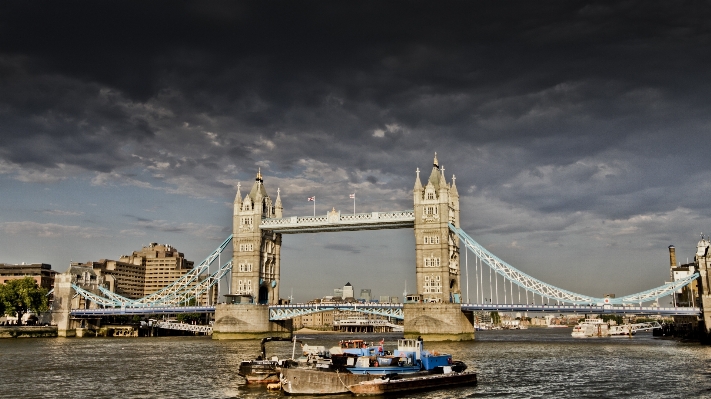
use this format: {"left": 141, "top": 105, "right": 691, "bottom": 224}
{"left": 342, "top": 282, "right": 354, "bottom": 299}
{"left": 74, "top": 243, "right": 200, "bottom": 301}
{"left": 360, "top": 289, "right": 371, "bottom": 302}
{"left": 119, "top": 243, "right": 194, "bottom": 296}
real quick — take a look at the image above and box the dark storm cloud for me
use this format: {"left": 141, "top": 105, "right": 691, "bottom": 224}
{"left": 1, "top": 1, "right": 710, "bottom": 220}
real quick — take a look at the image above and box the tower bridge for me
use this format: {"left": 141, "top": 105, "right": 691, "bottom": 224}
{"left": 55, "top": 154, "right": 708, "bottom": 340}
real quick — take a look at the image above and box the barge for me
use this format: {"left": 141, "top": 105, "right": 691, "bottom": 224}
{"left": 347, "top": 371, "right": 478, "bottom": 396}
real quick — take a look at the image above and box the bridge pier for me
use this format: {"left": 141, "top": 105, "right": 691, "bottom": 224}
{"left": 212, "top": 304, "right": 291, "bottom": 340}
{"left": 51, "top": 273, "right": 77, "bottom": 337}
{"left": 403, "top": 303, "right": 475, "bottom": 341}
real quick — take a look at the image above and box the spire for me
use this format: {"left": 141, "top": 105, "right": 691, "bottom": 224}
{"left": 440, "top": 165, "right": 446, "bottom": 185}
{"left": 433, "top": 152, "right": 438, "bottom": 168}
{"left": 414, "top": 167, "right": 422, "bottom": 190}
{"left": 451, "top": 174, "right": 458, "bottom": 196}
{"left": 275, "top": 187, "right": 283, "bottom": 218}
{"left": 256, "top": 168, "right": 263, "bottom": 183}
{"left": 234, "top": 182, "right": 242, "bottom": 205}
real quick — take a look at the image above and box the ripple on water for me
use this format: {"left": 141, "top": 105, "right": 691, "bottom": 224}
{"left": 1, "top": 329, "right": 710, "bottom": 399}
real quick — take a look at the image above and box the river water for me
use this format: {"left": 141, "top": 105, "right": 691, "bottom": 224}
{"left": 1, "top": 328, "right": 710, "bottom": 398}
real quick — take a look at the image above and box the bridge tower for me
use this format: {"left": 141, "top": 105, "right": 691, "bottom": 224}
{"left": 213, "top": 171, "right": 291, "bottom": 339}
{"left": 231, "top": 170, "right": 282, "bottom": 305}
{"left": 413, "top": 153, "right": 461, "bottom": 303}
{"left": 405, "top": 153, "right": 474, "bottom": 341}
{"left": 695, "top": 236, "right": 711, "bottom": 334}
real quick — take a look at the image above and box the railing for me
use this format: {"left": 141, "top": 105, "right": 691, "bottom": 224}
{"left": 154, "top": 321, "right": 213, "bottom": 334}
{"left": 259, "top": 210, "right": 415, "bottom": 233}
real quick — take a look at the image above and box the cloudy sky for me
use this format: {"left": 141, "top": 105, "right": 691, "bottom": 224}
{"left": 1, "top": 1, "right": 710, "bottom": 303}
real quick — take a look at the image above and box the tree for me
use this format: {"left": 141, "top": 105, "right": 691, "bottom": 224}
{"left": 0, "top": 277, "right": 49, "bottom": 325}
{"left": 490, "top": 311, "right": 501, "bottom": 325}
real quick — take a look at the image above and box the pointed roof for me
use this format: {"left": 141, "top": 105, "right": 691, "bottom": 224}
{"left": 414, "top": 167, "right": 422, "bottom": 190}
{"left": 234, "top": 182, "right": 242, "bottom": 205}
{"left": 275, "top": 187, "right": 282, "bottom": 207}
{"left": 248, "top": 169, "right": 269, "bottom": 200}
{"left": 451, "top": 174, "right": 458, "bottom": 196}
{"left": 345, "top": 282, "right": 352, "bottom": 286}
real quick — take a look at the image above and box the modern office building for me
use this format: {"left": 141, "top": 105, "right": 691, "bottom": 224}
{"left": 0, "top": 263, "right": 57, "bottom": 290}
{"left": 73, "top": 242, "right": 198, "bottom": 301}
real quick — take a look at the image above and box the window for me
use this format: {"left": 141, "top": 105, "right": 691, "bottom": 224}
{"left": 424, "top": 256, "right": 440, "bottom": 267}
{"left": 427, "top": 192, "right": 435, "bottom": 200}
{"left": 241, "top": 217, "right": 253, "bottom": 225}
{"left": 425, "top": 206, "right": 438, "bottom": 215}
{"left": 423, "top": 236, "right": 440, "bottom": 244}
{"left": 239, "top": 243, "right": 254, "bottom": 252}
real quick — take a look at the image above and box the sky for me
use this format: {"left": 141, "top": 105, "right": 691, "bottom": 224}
{"left": 1, "top": 1, "right": 710, "bottom": 303}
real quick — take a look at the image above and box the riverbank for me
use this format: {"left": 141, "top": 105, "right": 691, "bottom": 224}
{"left": 0, "top": 326, "right": 57, "bottom": 338}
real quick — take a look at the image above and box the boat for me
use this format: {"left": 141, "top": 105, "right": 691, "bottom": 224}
{"left": 347, "top": 338, "right": 464, "bottom": 375}
{"left": 279, "top": 338, "right": 468, "bottom": 395}
{"left": 237, "top": 337, "right": 296, "bottom": 383}
{"left": 571, "top": 319, "right": 608, "bottom": 337}
{"left": 347, "top": 370, "right": 477, "bottom": 396}
{"left": 572, "top": 319, "right": 662, "bottom": 338}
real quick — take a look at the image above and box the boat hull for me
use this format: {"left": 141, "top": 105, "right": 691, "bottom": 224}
{"left": 280, "top": 368, "right": 383, "bottom": 395}
{"left": 238, "top": 361, "right": 281, "bottom": 384}
{"left": 347, "top": 371, "right": 477, "bottom": 396}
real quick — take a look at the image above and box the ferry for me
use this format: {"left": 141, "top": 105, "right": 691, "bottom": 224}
{"left": 571, "top": 319, "right": 662, "bottom": 338}
{"left": 571, "top": 319, "right": 608, "bottom": 338}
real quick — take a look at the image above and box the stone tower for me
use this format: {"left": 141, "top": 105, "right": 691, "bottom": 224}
{"left": 695, "top": 236, "right": 711, "bottom": 332}
{"left": 413, "top": 153, "right": 461, "bottom": 303}
{"left": 232, "top": 170, "right": 282, "bottom": 304}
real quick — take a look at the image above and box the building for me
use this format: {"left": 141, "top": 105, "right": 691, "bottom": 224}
{"left": 668, "top": 245, "right": 698, "bottom": 307}
{"left": 73, "top": 242, "right": 204, "bottom": 301}
{"left": 342, "top": 282, "right": 354, "bottom": 299}
{"left": 0, "top": 263, "right": 57, "bottom": 290}
{"left": 413, "top": 153, "right": 461, "bottom": 303}
{"left": 71, "top": 259, "right": 145, "bottom": 299}
{"left": 232, "top": 170, "right": 282, "bottom": 304}
{"left": 119, "top": 243, "right": 194, "bottom": 296}
{"left": 360, "top": 289, "right": 371, "bottom": 302}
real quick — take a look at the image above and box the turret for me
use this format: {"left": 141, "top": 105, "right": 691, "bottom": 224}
{"left": 275, "top": 188, "right": 283, "bottom": 218}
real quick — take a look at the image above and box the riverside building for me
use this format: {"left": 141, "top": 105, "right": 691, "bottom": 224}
{"left": 72, "top": 243, "right": 198, "bottom": 300}
{"left": 0, "top": 263, "right": 57, "bottom": 290}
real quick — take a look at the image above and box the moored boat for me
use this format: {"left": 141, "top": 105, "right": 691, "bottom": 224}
{"left": 238, "top": 336, "right": 296, "bottom": 383}
{"left": 347, "top": 371, "right": 478, "bottom": 396}
{"left": 279, "top": 338, "right": 468, "bottom": 395}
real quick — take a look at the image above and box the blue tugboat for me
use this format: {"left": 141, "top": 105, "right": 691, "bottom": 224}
{"left": 347, "top": 338, "right": 465, "bottom": 375}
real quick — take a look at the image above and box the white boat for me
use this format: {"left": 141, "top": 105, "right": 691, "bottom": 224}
{"left": 571, "top": 319, "right": 609, "bottom": 337}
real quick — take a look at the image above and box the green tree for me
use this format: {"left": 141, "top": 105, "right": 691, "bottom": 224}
{"left": 0, "top": 277, "right": 49, "bottom": 325}
{"left": 490, "top": 311, "right": 501, "bottom": 325}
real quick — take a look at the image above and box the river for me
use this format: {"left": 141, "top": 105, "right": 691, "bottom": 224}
{"left": 1, "top": 328, "right": 710, "bottom": 398}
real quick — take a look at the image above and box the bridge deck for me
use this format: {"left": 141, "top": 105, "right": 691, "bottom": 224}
{"left": 259, "top": 210, "right": 414, "bottom": 233}
{"left": 69, "top": 303, "right": 700, "bottom": 317}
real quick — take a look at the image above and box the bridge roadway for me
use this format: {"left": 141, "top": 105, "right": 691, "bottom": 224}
{"left": 259, "top": 210, "right": 414, "bottom": 233}
{"left": 69, "top": 303, "right": 701, "bottom": 318}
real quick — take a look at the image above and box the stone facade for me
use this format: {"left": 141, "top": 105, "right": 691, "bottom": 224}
{"left": 413, "top": 153, "right": 462, "bottom": 303}
{"left": 403, "top": 303, "right": 474, "bottom": 341}
{"left": 232, "top": 170, "right": 282, "bottom": 305}
{"left": 695, "top": 237, "right": 711, "bottom": 332}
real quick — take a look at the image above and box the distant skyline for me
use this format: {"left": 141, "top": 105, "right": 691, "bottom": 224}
{"left": 2, "top": 2, "right": 710, "bottom": 303}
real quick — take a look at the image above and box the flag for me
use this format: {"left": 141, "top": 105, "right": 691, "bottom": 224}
{"left": 307, "top": 196, "right": 315, "bottom": 201}
{"left": 349, "top": 193, "right": 355, "bottom": 199}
